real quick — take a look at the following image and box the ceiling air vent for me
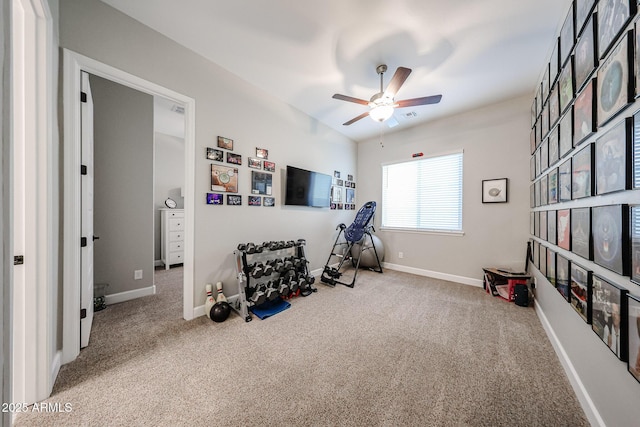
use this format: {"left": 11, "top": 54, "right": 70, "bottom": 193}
{"left": 402, "top": 111, "right": 417, "bottom": 119}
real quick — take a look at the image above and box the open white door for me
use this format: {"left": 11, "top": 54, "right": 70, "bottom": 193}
{"left": 80, "top": 71, "right": 94, "bottom": 348}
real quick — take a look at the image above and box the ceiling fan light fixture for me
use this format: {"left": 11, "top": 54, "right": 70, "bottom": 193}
{"left": 369, "top": 104, "right": 394, "bottom": 122}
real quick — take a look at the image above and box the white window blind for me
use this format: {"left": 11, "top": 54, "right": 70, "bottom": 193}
{"left": 381, "top": 152, "right": 463, "bottom": 232}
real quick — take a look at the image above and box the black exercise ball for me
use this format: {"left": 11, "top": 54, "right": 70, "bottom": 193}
{"left": 210, "top": 301, "right": 231, "bottom": 323}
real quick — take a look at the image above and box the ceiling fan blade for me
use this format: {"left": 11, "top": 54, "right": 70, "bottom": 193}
{"left": 332, "top": 94, "right": 369, "bottom": 105}
{"left": 383, "top": 67, "right": 412, "bottom": 98}
{"left": 396, "top": 95, "right": 442, "bottom": 108}
{"left": 343, "top": 111, "right": 370, "bottom": 126}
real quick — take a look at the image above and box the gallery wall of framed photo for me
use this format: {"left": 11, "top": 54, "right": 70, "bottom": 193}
{"left": 529, "top": 0, "right": 640, "bottom": 402}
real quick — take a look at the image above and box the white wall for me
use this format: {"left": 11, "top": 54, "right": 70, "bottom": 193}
{"left": 90, "top": 74, "right": 155, "bottom": 296}
{"left": 357, "top": 95, "right": 532, "bottom": 281}
{"left": 154, "top": 132, "right": 185, "bottom": 262}
{"left": 58, "top": 0, "right": 357, "bottom": 308}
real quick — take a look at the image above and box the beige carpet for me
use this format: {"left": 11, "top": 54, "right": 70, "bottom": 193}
{"left": 16, "top": 267, "right": 589, "bottom": 426}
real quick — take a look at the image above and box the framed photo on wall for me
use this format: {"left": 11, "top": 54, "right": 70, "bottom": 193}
{"left": 206, "top": 147, "right": 224, "bottom": 162}
{"left": 560, "top": 5, "right": 575, "bottom": 66}
{"left": 570, "top": 262, "right": 592, "bottom": 323}
{"left": 227, "top": 194, "right": 242, "bottom": 205}
{"left": 595, "top": 117, "right": 632, "bottom": 195}
{"left": 573, "top": 79, "right": 596, "bottom": 146}
{"left": 550, "top": 38, "right": 560, "bottom": 85}
{"left": 559, "top": 60, "right": 575, "bottom": 113}
{"left": 559, "top": 111, "right": 573, "bottom": 158}
{"left": 597, "top": 32, "right": 632, "bottom": 126}
{"left": 547, "top": 247, "right": 556, "bottom": 286}
{"left": 572, "top": 207, "right": 592, "bottom": 260}
{"left": 592, "top": 204, "right": 629, "bottom": 275}
{"left": 206, "top": 193, "right": 223, "bottom": 205}
{"left": 217, "top": 136, "right": 233, "bottom": 150}
{"left": 558, "top": 158, "right": 572, "bottom": 202}
{"left": 541, "top": 209, "right": 548, "bottom": 241}
{"left": 211, "top": 164, "right": 238, "bottom": 193}
{"left": 556, "top": 254, "right": 571, "bottom": 302}
{"left": 628, "top": 294, "right": 640, "bottom": 383}
{"left": 550, "top": 84, "right": 560, "bottom": 127}
{"left": 541, "top": 245, "right": 547, "bottom": 276}
{"left": 574, "top": 15, "right": 597, "bottom": 92}
{"left": 548, "top": 168, "right": 558, "bottom": 204}
{"left": 541, "top": 138, "right": 549, "bottom": 173}
{"left": 482, "top": 178, "right": 508, "bottom": 203}
{"left": 549, "top": 127, "right": 560, "bottom": 166}
{"left": 598, "top": 0, "right": 635, "bottom": 58}
{"left": 572, "top": 143, "right": 594, "bottom": 199}
{"left": 591, "top": 274, "right": 628, "bottom": 361}
{"left": 557, "top": 208, "right": 571, "bottom": 250}
{"left": 548, "top": 210, "right": 557, "bottom": 245}
{"left": 575, "top": 0, "right": 596, "bottom": 37}
{"left": 541, "top": 174, "right": 548, "bottom": 206}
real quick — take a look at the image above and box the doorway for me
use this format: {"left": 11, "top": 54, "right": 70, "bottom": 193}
{"left": 62, "top": 50, "right": 196, "bottom": 365}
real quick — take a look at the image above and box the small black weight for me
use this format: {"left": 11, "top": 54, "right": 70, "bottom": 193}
{"left": 514, "top": 284, "right": 529, "bottom": 307}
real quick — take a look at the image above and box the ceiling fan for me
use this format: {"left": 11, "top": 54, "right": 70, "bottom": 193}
{"left": 332, "top": 64, "right": 442, "bottom": 126}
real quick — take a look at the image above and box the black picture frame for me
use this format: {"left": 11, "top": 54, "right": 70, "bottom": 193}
{"left": 598, "top": 0, "right": 635, "bottom": 59}
{"left": 549, "top": 126, "right": 560, "bottom": 166}
{"left": 558, "top": 208, "right": 572, "bottom": 251}
{"left": 263, "top": 197, "right": 275, "bottom": 207}
{"left": 263, "top": 161, "right": 276, "bottom": 173}
{"left": 560, "top": 5, "right": 575, "bottom": 66}
{"left": 530, "top": 157, "right": 536, "bottom": 182}
{"left": 627, "top": 294, "right": 640, "bottom": 383}
{"left": 535, "top": 211, "right": 540, "bottom": 237}
{"left": 592, "top": 204, "right": 630, "bottom": 275}
{"left": 635, "top": 17, "right": 640, "bottom": 98}
{"left": 559, "top": 59, "right": 575, "bottom": 113}
{"left": 559, "top": 158, "right": 572, "bottom": 202}
{"left": 211, "top": 164, "right": 238, "bottom": 193}
{"left": 248, "top": 157, "right": 262, "bottom": 169}
{"left": 570, "top": 262, "right": 592, "bottom": 323}
{"left": 543, "top": 63, "right": 551, "bottom": 101}
{"left": 547, "top": 247, "right": 556, "bottom": 286}
{"left": 633, "top": 109, "right": 640, "bottom": 188}
{"left": 631, "top": 205, "right": 640, "bottom": 284}
{"left": 206, "top": 193, "right": 223, "bottom": 205}
{"left": 535, "top": 241, "right": 541, "bottom": 269}
{"left": 250, "top": 171, "right": 273, "bottom": 196}
{"left": 559, "top": 110, "right": 573, "bottom": 158}
{"left": 206, "top": 147, "right": 224, "bottom": 162}
{"left": 482, "top": 178, "right": 508, "bottom": 203}
{"left": 217, "top": 136, "right": 233, "bottom": 150}
{"left": 591, "top": 274, "right": 628, "bottom": 361}
{"left": 541, "top": 208, "right": 548, "bottom": 241}
{"left": 597, "top": 32, "right": 633, "bottom": 126}
{"left": 248, "top": 196, "right": 262, "bottom": 206}
{"left": 572, "top": 207, "right": 593, "bottom": 260}
{"left": 573, "top": 79, "right": 597, "bottom": 146}
{"left": 530, "top": 183, "right": 536, "bottom": 209}
{"left": 595, "top": 117, "right": 632, "bottom": 195}
{"left": 576, "top": 0, "right": 596, "bottom": 37}
{"left": 572, "top": 143, "right": 594, "bottom": 199}
{"left": 226, "top": 194, "right": 242, "bottom": 206}
{"left": 535, "top": 180, "right": 541, "bottom": 207}
{"left": 574, "top": 14, "right": 597, "bottom": 92}
{"left": 548, "top": 210, "right": 558, "bottom": 245}
{"left": 541, "top": 174, "right": 549, "bottom": 206}
{"left": 549, "top": 168, "right": 559, "bottom": 204}
{"left": 551, "top": 37, "right": 560, "bottom": 86}
{"left": 226, "top": 152, "right": 242, "bottom": 165}
{"left": 541, "top": 138, "right": 549, "bottom": 173}
{"left": 541, "top": 102, "right": 550, "bottom": 138}
{"left": 557, "top": 254, "right": 571, "bottom": 302}
{"left": 550, "top": 83, "right": 560, "bottom": 127}
{"left": 530, "top": 127, "right": 537, "bottom": 155}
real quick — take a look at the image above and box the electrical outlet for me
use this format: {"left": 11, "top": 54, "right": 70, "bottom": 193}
{"left": 134, "top": 270, "right": 143, "bottom": 280}
{"left": 398, "top": 252, "right": 404, "bottom": 259}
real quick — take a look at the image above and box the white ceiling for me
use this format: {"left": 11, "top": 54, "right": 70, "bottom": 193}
{"left": 102, "top": 0, "right": 570, "bottom": 142}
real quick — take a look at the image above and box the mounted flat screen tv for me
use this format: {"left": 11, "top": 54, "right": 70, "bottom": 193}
{"left": 285, "top": 165, "right": 332, "bottom": 207}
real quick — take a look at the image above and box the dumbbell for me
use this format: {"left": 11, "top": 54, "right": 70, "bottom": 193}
{"left": 277, "top": 277, "right": 290, "bottom": 297}
{"left": 237, "top": 243, "right": 247, "bottom": 252}
{"left": 263, "top": 262, "right": 274, "bottom": 276}
{"left": 297, "top": 239, "right": 306, "bottom": 246}
{"left": 265, "top": 281, "right": 279, "bottom": 301}
{"left": 245, "top": 242, "right": 257, "bottom": 254}
{"left": 285, "top": 240, "right": 296, "bottom": 248}
{"left": 249, "top": 285, "right": 266, "bottom": 307}
{"left": 248, "top": 263, "right": 265, "bottom": 279}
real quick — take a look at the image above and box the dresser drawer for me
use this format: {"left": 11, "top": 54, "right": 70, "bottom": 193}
{"left": 169, "top": 218, "right": 184, "bottom": 231}
{"left": 169, "top": 231, "right": 184, "bottom": 242}
{"left": 169, "top": 241, "right": 183, "bottom": 252}
{"left": 169, "top": 252, "right": 184, "bottom": 264}
{"left": 166, "top": 211, "right": 184, "bottom": 219}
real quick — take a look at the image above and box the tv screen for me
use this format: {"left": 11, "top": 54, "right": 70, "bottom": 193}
{"left": 285, "top": 166, "right": 332, "bottom": 207}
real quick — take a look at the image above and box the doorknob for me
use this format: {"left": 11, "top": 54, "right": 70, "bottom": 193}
{"left": 93, "top": 235, "right": 100, "bottom": 241}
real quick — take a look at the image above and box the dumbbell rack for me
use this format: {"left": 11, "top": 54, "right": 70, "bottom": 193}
{"left": 227, "top": 239, "right": 316, "bottom": 322}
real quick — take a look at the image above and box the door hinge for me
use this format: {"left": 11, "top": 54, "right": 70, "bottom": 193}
{"left": 81, "top": 237, "right": 87, "bottom": 247}
{"left": 81, "top": 92, "right": 87, "bottom": 103}
{"left": 81, "top": 165, "right": 87, "bottom": 175}
{"left": 80, "top": 309, "right": 87, "bottom": 319}
{"left": 14, "top": 255, "right": 24, "bottom": 265}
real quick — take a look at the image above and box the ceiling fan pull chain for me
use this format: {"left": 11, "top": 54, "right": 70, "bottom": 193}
{"left": 379, "top": 123, "right": 384, "bottom": 148}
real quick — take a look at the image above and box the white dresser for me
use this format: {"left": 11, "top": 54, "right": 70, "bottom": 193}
{"left": 160, "top": 208, "right": 185, "bottom": 269}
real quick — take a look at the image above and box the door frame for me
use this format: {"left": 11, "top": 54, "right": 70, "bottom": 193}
{"left": 62, "top": 49, "right": 196, "bottom": 364}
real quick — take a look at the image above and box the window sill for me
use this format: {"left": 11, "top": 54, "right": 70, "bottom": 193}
{"left": 379, "top": 227, "right": 465, "bottom": 237}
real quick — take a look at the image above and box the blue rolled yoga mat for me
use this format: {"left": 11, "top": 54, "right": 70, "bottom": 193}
{"left": 250, "top": 298, "right": 291, "bottom": 320}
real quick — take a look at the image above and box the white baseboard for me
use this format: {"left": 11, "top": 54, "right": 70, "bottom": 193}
{"left": 154, "top": 259, "right": 164, "bottom": 267}
{"left": 382, "top": 262, "right": 484, "bottom": 288}
{"left": 534, "top": 301, "right": 605, "bottom": 427}
{"left": 105, "top": 285, "right": 156, "bottom": 305}
{"left": 193, "top": 304, "right": 206, "bottom": 318}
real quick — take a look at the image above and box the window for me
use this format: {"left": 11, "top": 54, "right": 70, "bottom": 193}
{"left": 381, "top": 151, "right": 463, "bottom": 232}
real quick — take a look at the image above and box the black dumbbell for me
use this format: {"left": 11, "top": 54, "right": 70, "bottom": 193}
{"left": 265, "top": 281, "right": 279, "bottom": 301}
{"left": 249, "top": 287, "right": 266, "bottom": 307}
{"left": 250, "top": 263, "right": 265, "bottom": 279}
{"left": 263, "top": 262, "right": 274, "bottom": 276}
{"left": 237, "top": 243, "right": 247, "bottom": 252}
{"left": 245, "top": 243, "right": 257, "bottom": 254}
